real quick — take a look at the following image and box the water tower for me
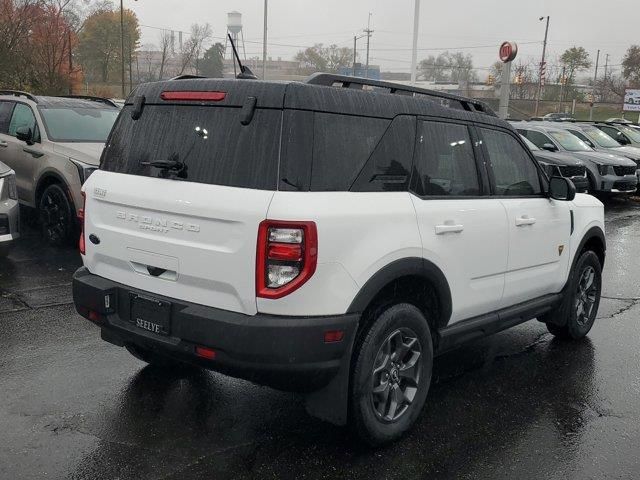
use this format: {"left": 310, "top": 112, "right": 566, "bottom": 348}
{"left": 225, "top": 11, "right": 246, "bottom": 61}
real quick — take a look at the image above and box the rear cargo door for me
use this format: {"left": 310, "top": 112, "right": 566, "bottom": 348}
{"left": 83, "top": 87, "right": 283, "bottom": 315}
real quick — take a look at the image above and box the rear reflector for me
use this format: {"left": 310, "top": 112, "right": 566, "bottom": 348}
{"left": 88, "top": 310, "right": 103, "bottom": 322}
{"left": 78, "top": 192, "right": 86, "bottom": 255}
{"left": 324, "top": 330, "right": 345, "bottom": 343}
{"left": 195, "top": 346, "right": 217, "bottom": 360}
{"left": 160, "top": 91, "right": 226, "bottom": 102}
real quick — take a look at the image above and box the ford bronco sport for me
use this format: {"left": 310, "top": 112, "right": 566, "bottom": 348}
{"left": 73, "top": 74, "right": 605, "bottom": 445}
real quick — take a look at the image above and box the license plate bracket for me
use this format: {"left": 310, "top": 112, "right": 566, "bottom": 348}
{"left": 129, "top": 294, "right": 171, "bottom": 336}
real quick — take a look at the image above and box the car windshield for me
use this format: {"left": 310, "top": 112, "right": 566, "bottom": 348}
{"left": 583, "top": 126, "right": 621, "bottom": 147}
{"left": 618, "top": 125, "right": 640, "bottom": 142}
{"left": 549, "top": 130, "right": 592, "bottom": 151}
{"left": 38, "top": 106, "right": 119, "bottom": 142}
{"left": 520, "top": 135, "right": 540, "bottom": 151}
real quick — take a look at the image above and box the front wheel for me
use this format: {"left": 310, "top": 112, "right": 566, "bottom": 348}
{"left": 544, "top": 250, "right": 602, "bottom": 340}
{"left": 350, "top": 303, "right": 433, "bottom": 446}
{"left": 38, "top": 183, "right": 76, "bottom": 246}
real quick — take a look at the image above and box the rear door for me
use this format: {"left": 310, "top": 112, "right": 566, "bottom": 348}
{"left": 84, "top": 92, "right": 283, "bottom": 315}
{"left": 410, "top": 119, "right": 508, "bottom": 324}
{"left": 478, "top": 126, "right": 571, "bottom": 307}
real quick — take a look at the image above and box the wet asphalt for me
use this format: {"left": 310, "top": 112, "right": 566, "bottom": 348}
{"left": 2, "top": 199, "right": 640, "bottom": 480}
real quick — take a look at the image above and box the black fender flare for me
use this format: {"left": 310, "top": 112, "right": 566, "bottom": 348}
{"left": 346, "top": 257, "right": 452, "bottom": 329}
{"left": 573, "top": 225, "right": 606, "bottom": 269}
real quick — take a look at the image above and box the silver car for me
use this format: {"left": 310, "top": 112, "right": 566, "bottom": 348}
{"left": 0, "top": 161, "right": 19, "bottom": 257}
{"left": 0, "top": 91, "right": 119, "bottom": 246}
{"left": 514, "top": 122, "right": 638, "bottom": 194}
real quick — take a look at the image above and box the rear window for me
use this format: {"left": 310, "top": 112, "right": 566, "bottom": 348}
{"left": 101, "top": 105, "right": 281, "bottom": 190}
{"left": 310, "top": 113, "right": 389, "bottom": 191}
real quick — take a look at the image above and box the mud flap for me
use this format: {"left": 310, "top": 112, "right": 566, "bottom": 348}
{"left": 303, "top": 333, "right": 355, "bottom": 426}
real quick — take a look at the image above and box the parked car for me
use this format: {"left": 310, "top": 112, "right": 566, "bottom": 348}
{"left": 515, "top": 122, "right": 638, "bottom": 194}
{"left": 73, "top": 74, "right": 605, "bottom": 445}
{"left": 520, "top": 134, "right": 589, "bottom": 192}
{"left": 542, "top": 112, "right": 574, "bottom": 121}
{"left": 0, "top": 91, "right": 119, "bottom": 245}
{"left": 0, "top": 161, "right": 19, "bottom": 257}
{"left": 605, "top": 117, "right": 632, "bottom": 124}
{"left": 551, "top": 122, "right": 640, "bottom": 177}
{"left": 595, "top": 122, "right": 640, "bottom": 148}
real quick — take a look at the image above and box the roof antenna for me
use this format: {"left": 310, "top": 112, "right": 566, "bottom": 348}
{"left": 228, "top": 33, "right": 258, "bottom": 80}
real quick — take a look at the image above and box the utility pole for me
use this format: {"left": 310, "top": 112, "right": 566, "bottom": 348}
{"left": 534, "top": 15, "right": 550, "bottom": 117}
{"left": 557, "top": 65, "right": 566, "bottom": 112}
{"left": 410, "top": 0, "right": 420, "bottom": 84}
{"left": 262, "top": 0, "right": 268, "bottom": 80}
{"left": 353, "top": 36, "right": 357, "bottom": 76}
{"left": 603, "top": 53, "right": 610, "bottom": 100}
{"left": 364, "top": 13, "right": 373, "bottom": 79}
{"left": 589, "top": 49, "right": 600, "bottom": 121}
{"left": 120, "top": 0, "right": 125, "bottom": 98}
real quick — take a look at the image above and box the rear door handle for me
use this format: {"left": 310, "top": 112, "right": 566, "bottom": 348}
{"left": 435, "top": 224, "right": 464, "bottom": 234}
{"left": 515, "top": 215, "right": 536, "bottom": 226}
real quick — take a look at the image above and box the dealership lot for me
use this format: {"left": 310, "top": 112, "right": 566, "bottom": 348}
{"left": 0, "top": 198, "right": 639, "bottom": 479}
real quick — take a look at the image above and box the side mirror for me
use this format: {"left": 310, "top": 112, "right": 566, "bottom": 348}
{"left": 549, "top": 176, "right": 576, "bottom": 201}
{"left": 542, "top": 143, "right": 558, "bottom": 152}
{"left": 15, "top": 126, "right": 33, "bottom": 145}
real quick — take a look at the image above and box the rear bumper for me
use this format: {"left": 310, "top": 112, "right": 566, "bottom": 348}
{"left": 72, "top": 267, "right": 359, "bottom": 392}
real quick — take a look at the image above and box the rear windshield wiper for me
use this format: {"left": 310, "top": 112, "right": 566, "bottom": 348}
{"left": 141, "top": 160, "right": 184, "bottom": 170}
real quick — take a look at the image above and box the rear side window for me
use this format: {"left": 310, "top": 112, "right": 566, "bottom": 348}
{"left": 0, "top": 101, "right": 15, "bottom": 134}
{"left": 101, "top": 105, "right": 281, "bottom": 190}
{"left": 310, "top": 113, "right": 389, "bottom": 191}
{"left": 518, "top": 129, "right": 553, "bottom": 149}
{"left": 411, "top": 121, "right": 480, "bottom": 196}
{"left": 480, "top": 128, "right": 542, "bottom": 196}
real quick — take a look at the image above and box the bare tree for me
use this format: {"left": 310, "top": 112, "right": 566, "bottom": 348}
{"left": 178, "top": 23, "right": 212, "bottom": 75}
{"left": 158, "top": 29, "right": 172, "bottom": 80}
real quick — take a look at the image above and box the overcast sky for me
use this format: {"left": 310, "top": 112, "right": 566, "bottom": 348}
{"left": 128, "top": 0, "right": 638, "bottom": 78}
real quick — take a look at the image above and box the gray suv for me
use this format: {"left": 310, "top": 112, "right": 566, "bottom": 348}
{"left": 515, "top": 122, "right": 638, "bottom": 194}
{"left": 0, "top": 91, "right": 119, "bottom": 245}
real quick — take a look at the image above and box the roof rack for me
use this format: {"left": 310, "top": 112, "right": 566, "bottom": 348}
{"left": 56, "top": 95, "right": 118, "bottom": 108}
{"left": 0, "top": 90, "right": 38, "bottom": 103}
{"left": 305, "top": 73, "right": 496, "bottom": 116}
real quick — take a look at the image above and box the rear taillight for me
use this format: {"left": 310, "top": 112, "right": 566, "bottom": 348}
{"left": 256, "top": 220, "right": 318, "bottom": 299}
{"left": 160, "top": 91, "right": 226, "bottom": 102}
{"left": 78, "top": 191, "right": 86, "bottom": 255}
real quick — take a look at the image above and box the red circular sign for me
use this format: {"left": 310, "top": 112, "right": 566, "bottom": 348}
{"left": 499, "top": 41, "right": 518, "bottom": 63}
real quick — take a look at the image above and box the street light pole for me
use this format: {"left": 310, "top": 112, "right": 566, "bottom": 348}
{"left": 534, "top": 15, "right": 550, "bottom": 117}
{"left": 410, "top": 0, "right": 420, "bottom": 85}
{"left": 262, "top": 0, "right": 268, "bottom": 80}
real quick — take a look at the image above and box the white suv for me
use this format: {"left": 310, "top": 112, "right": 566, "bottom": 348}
{"left": 72, "top": 74, "right": 606, "bottom": 445}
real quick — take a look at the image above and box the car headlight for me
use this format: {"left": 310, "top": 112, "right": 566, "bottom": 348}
{"left": 538, "top": 162, "right": 556, "bottom": 177}
{"left": 70, "top": 159, "right": 98, "bottom": 184}
{"left": 0, "top": 173, "right": 17, "bottom": 201}
{"left": 7, "top": 173, "right": 17, "bottom": 200}
{"left": 597, "top": 164, "right": 615, "bottom": 175}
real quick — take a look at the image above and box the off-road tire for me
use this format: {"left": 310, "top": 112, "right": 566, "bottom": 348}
{"left": 543, "top": 250, "right": 602, "bottom": 340}
{"left": 350, "top": 303, "right": 433, "bottom": 446}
